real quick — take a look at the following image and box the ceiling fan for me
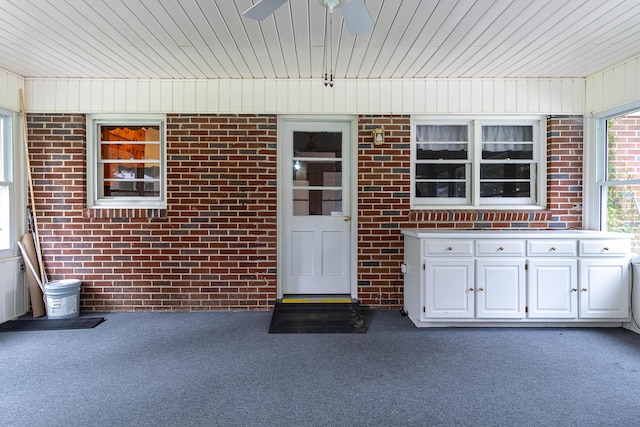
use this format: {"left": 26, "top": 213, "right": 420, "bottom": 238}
{"left": 242, "top": 0, "right": 374, "bottom": 35}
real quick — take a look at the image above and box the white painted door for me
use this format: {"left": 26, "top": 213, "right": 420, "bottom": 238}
{"left": 578, "top": 259, "right": 629, "bottom": 319}
{"left": 424, "top": 258, "right": 474, "bottom": 318}
{"left": 281, "top": 119, "right": 352, "bottom": 296}
{"left": 476, "top": 259, "right": 526, "bottom": 319}
{"left": 527, "top": 259, "right": 578, "bottom": 319}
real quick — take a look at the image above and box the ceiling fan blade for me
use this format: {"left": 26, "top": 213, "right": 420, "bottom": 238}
{"left": 242, "top": 0, "right": 289, "bottom": 20}
{"left": 340, "top": 0, "right": 373, "bottom": 35}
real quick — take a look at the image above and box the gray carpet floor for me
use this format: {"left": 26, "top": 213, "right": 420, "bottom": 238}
{"left": 2, "top": 310, "right": 640, "bottom": 427}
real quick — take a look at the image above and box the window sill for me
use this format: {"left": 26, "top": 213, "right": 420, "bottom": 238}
{"left": 409, "top": 209, "right": 553, "bottom": 223}
{"left": 83, "top": 207, "right": 167, "bottom": 220}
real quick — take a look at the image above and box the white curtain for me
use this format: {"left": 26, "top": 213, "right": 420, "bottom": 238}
{"left": 482, "top": 125, "right": 532, "bottom": 142}
{"left": 416, "top": 124, "right": 533, "bottom": 153}
{"left": 482, "top": 143, "right": 531, "bottom": 153}
{"left": 416, "top": 125, "right": 468, "bottom": 142}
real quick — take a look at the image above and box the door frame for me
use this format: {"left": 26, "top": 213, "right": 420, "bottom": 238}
{"left": 276, "top": 115, "right": 358, "bottom": 300}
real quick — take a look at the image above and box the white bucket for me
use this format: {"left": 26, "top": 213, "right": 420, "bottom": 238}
{"left": 45, "top": 279, "right": 81, "bottom": 319}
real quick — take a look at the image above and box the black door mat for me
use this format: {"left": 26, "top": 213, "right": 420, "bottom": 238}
{"left": 269, "top": 302, "right": 367, "bottom": 334}
{"left": 0, "top": 317, "right": 105, "bottom": 332}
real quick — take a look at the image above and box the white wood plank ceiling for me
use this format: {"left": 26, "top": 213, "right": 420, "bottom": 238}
{"left": 0, "top": 0, "right": 639, "bottom": 80}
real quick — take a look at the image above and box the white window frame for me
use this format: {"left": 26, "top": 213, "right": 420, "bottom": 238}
{"left": 410, "top": 115, "right": 546, "bottom": 210}
{"left": 588, "top": 101, "right": 640, "bottom": 231}
{"left": 86, "top": 113, "right": 167, "bottom": 209}
{"left": 0, "top": 107, "right": 15, "bottom": 256}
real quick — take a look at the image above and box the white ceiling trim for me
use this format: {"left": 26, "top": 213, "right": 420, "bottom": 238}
{"left": 23, "top": 77, "right": 584, "bottom": 115}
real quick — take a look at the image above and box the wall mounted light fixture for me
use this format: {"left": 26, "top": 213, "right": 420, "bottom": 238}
{"left": 372, "top": 127, "right": 384, "bottom": 145}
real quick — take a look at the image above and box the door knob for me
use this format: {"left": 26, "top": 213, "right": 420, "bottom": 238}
{"left": 343, "top": 215, "right": 350, "bottom": 222}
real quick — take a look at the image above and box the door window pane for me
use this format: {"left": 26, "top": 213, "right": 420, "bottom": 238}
{"left": 294, "top": 131, "right": 341, "bottom": 157}
{"left": 292, "top": 160, "right": 342, "bottom": 185}
{"left": 292, "top": 131, "right": 343, "bottom": 216}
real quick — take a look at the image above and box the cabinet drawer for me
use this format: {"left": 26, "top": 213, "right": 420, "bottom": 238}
{"left": 476, "top": 240, "right": 525, "bottom": 256}
{"left": 579, "top": 239, "right": 630, "bottom": 256}
{"left": 424, "top": 240, "right": 474, "bottom": 256}
{"left": 527, "top": 240, "right": 577, "bottom": 256}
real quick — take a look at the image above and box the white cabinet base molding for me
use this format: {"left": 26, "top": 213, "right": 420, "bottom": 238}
{"left": 402, "top": 230, "right": 632, "bottom": 328}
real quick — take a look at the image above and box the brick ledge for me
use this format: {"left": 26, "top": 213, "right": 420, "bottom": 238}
{"left": 409, "top": 210, "right": 553, "bottom": 223}
{"left": 83, "top": 208, "right": 167, "bottom": 220}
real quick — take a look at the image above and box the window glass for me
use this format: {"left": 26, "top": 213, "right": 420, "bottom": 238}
{"left": 0, "top": 111, "right": 12, "bottom": 253}
{"left": 98, "top": 125, "right": 161, "bottom": 198}
{"left": 414, "top": 124, "right": 471, "bottom": 204}
{"left": 602, "top": 112, "right": 640, "bottom": 252}
{"left": 412, "top": 118, "right": 543, "bottom": 208}
{"left": 87, "top": 115, "right": 166, "bottom": 208}
{"left": 292, "top": 131, "right": 343, "bottom": 216}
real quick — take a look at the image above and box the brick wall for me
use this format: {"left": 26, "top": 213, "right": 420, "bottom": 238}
{"left": 26, "top": 113, "right": 583, "bottom": 312}
{"left": 28, "top": 114, "right": 277, "bottom": 311}
{"left": 355, "top": 115, "right": 583, "bottom": 308}
{"left": 546, "top": 116, "right": 583, "bottom": 229}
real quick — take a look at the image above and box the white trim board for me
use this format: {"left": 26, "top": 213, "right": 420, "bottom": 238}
{"left": 22, "top": 78, "right": 585, "bottom": 115}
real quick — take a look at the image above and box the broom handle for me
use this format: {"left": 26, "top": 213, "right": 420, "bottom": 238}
{"left": 19, "top": 89, "right": 46, "bottom": 286}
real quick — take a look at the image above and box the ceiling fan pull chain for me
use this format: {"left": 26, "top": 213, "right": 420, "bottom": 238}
{"left": 323, "top": 8, "right": 329, "bottom": 87}
{"left": 329, "top": 8, "right": 334, "bottom": 87}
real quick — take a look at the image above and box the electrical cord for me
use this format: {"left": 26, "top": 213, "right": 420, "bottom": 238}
{"left": 393, "top": 271, "right": 407, "bottom": 316}
{"left": 631, "top": 263, "right": 640, "bottom": 330}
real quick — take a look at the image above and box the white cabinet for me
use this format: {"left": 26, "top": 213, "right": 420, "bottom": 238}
{"left": 402, "top": 230, "right": 631, "bottom": 327}
{"left": 527, "top": 239, "right": 578, "bottom": 319}
{"left": 579, "top": 259, "right": 629, "bottom": 319}
{"left": 421, "top": 239, "right": 526, "bottom": 319}
{"left": 476, "top": 259, "right": 526, "bottom": 318}
{"left": 422, "top": 240, "right": 474, "bottom": 318}
{"left": 424, "top": 258, "right": 474, "bottom": 318}
{"left": 528, "top": 259, "right": 578, "bottom": 319}
{"left": 578, "top": 239, "right": 630, "bottom": 320}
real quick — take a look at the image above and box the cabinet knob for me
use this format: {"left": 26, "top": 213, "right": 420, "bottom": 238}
{"left": 469, "top": 288, "right": 474, "bottom": 292}
{"left": 550, "top": 247, "right": 556, "bottom": 251}
{"left": 603, "top": 247, "right": 609, "bottom": 251}
{"left": 571, "top": 288, "right": 578, "bottom": 292}
{"left": 478, "top": 287, "right": 484, "bottom": 292}
{"left": 447, "top": 247, "right": 453, "bottom": 251}
{"left": 498, "top": 247, "right": 504, "bottom": 251}
{"left": 582, "top": 288, "right": 588, "bottom": 292}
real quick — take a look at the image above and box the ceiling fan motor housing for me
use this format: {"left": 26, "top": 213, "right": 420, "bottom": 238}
{"left": 315, "top": 0, "right": 351, "bottom": 12}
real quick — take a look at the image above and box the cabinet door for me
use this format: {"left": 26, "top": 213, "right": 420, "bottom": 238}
{"left": 528, "top": 259, "right": 577, "bottom": 319}
{"left": 476, "top": 259, "right": 526, "bottom": 318}
{"left": 424, "top": 258, "right": 474, "bottom": 319}
{"left": 578, "top": 259, "right": 630, "bottom": 319}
